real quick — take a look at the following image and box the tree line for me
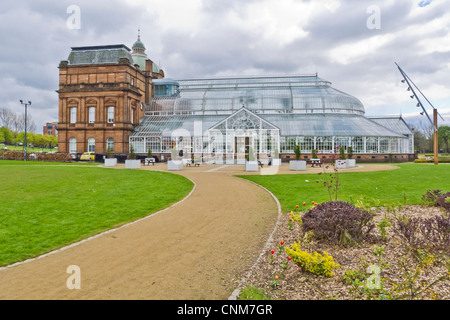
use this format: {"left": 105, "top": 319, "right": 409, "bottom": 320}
{"left": 0, "top": 107, "right": 57, "bottom": 149}
{"left": 410, "top": 122, "right": 450, "bottom": 154}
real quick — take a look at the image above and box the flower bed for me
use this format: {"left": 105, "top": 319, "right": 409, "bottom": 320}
{"left": 241, "top": 202, "right": 450, "bottom": 300}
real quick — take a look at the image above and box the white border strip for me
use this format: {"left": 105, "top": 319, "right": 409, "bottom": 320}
{"left": 228, "top": 177, "right": 283, "bottom": 300}
{"left": 0, "top": 176, "right": 197, "bottom": 271}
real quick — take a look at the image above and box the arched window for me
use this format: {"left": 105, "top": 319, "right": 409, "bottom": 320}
{"left": 106, "top": 138, "right": 114, "bottom": 153}
{"left": 88, "top": 138, "right": 95, "bottom": 153}
{"left": 69, "top": 138, "right": 77, "bottom": 153}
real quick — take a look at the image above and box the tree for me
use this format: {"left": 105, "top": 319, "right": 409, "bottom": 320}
{"left": 0, "top": 107, "right": 36, "bottom": 133}
{"left": 0, "top": 107, "right": 16, "bottom": 129}
{"left": 0, "top": 126, "right": 13, "bottom": 145}
{"left": 438, "top": 126, "right": 450, "bottom": 153}
{"left": 409, "top": 124, "right": 432, "bottom": 154}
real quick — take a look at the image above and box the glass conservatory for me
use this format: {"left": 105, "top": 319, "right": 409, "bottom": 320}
{"left": 130, "top": 75, "right": 413, "bottom": 163}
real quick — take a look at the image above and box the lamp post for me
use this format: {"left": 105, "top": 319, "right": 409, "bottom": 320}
{"left": 19, "top": 100, "right": 32, "bottom": 161}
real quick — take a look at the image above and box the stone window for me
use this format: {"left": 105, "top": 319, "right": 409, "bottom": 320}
{"left": 70, "top": 107, "right": 77, "bottom": 124}
{"left": 69, "top": 138, "right": 77, "bottom": 153}
{"left": 88, "top": 138, "right": 95, "bottom": 153}
{"left": 107, "top": 106, "right": 115, "bottom": 123}
{"left": 106, "top": 138, "right": 114, "bottom": 152}
{"left": 89, "top": 107, "right": 95, "bottom": 123}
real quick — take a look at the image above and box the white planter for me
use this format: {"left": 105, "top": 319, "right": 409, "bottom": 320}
{"left": 348, "top": 159, "right": 356, "bottom": 167}
{"left": 104, "top": 158, "right": 117, "bottom": 167}
{"left": 272, "top": 158, "right": 282, "bottom": 166}
{"left": 335, "top": 159, "right": 349, "bottom": 169}
{"left": 168, "top": 160, "right": 183, "bottom": 171}
{"left": 125, "top": 159, "right": 141, "bottom": 169}
{"left": 245, "top": 161, "right": 259, "bottom": 172}
{"left": 290, "top": 160, "right": 307, "bottom": 171}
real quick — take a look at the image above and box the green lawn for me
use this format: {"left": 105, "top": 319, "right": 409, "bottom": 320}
{"left": 0, "top": 161, "right": 194, "bottom": 267}
{"left": 239, "top": 163, "right": 450, "bottom": 212}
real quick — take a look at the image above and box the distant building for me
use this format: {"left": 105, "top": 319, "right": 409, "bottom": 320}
{"left": 43, "top": 122, "right": 58, "bottom": 136}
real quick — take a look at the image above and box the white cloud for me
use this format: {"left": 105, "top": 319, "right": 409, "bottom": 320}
{"left": 329, "top": 33, "right": 397, "bottom": 65}
{"left": 225, "top": 0, "right": 314, "bottom": 46}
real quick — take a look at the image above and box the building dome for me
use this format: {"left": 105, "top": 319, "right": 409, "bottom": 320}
{"left": 155, "top": 75, "right": 366, "bottom": 115}
{"left": 132, "top": 30, "right": 147, "bottom": 70}
{"left": 132, "top": 39, "right": 145, "bottom": 50}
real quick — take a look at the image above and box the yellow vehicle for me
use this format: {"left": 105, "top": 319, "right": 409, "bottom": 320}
{"left": 80, "top": 152, "right": 95, "bottom": 161}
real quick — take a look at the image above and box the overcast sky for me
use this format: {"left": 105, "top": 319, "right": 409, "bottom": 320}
{"left": 1, "top": 0, "right": 449, "bottom": 132}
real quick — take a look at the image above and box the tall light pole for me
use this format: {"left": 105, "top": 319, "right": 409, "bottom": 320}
{"left": 395, "top": 63, "right": 444, "bottom": 165}
{"left": 20, "top": 100, "right": 32, "bottom": 161}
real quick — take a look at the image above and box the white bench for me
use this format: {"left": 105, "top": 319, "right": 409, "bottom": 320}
{"left": 145, "top": 158, "right": 155, "bottom": 166}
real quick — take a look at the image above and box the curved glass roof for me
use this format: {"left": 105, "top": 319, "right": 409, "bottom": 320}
{"left": 132, "top": 111, "right": 403, "bottom": 138}
{"left": 151, "top": 75, "right": 365, "bottom": 115}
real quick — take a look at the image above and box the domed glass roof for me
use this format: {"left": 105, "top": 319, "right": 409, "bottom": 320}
{"left": 152, "top": 75, "right": 365, "bottom": 115}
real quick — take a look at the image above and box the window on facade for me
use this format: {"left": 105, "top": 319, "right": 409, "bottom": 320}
{"left": 69, "top": 138, "right": 77, "bottom": 153}
{"left": 380, "top": 138, "right": 390, "bottom": 153}
{"left": 351, "top": 137, "right": 365, "bottom": 153}
{"left": 107, "top": 107, "right": 115, "bottom": 123}
{"left": 88, "top": 138, "right": 95, "bottom": 153}
{"left": 366, "top": 137, "right": 378, "bottom": 153}
{"left": 145, "top": 138, "right": 161, "bottom": 154}
{"left": 70, "top": 108, "right": 77, "bottom": 124}
{"left": 89, "top": 107, "right": 95, "bottom": 123}
{"left": 106, "top": 138, "right": 114, "bottom": 153}
{"left": 316, "top": 136, "right": 333, "bottom": 153}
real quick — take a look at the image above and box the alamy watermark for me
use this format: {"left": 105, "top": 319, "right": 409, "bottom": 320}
{"left": 66, "top": 5, "right": 81, "bottom": 30}
{"left": 366, "top": 5, "right": 381, "bottom": 30}
{"left": 66, "top": 265, "right": 81, "bottom": 290}
{"left": 366, "top": 265, "right": 381, "bottom": 289}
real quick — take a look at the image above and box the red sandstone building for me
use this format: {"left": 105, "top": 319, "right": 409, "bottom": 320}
{"left": 57, "top": 35, "right": 163, "bottom": 156}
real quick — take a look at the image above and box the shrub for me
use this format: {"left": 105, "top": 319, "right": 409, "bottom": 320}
{"left": 285, "top": 242, "right": 340, "bottom": 277}
{"left": 239, "top": 286, "right": 271, "bottom": 300}
{"left": 421, "top": 189, "right": 443, "bottom": 206}
{"left": 129, "top": 145, "right": 136, "bottom": 159}
{"left": 436, "top": 192, "right": 450, "bottom": 213}
{"left": 294, "top": 144, "right": 301, "bottom": 160}
{"left": 2, "top": 150, "right": 72, "bottom": 162}
{"left": 301, "top": 201, "right": 375, "bottom": 245}
{"left": 339, "top": 146, "right": 346, "bottom": 160}
{"left": 394, "top": 214, "right": 450, "bottom": 256}
{"left": 348, "top": 147, "right": 353, "bottom": 159}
